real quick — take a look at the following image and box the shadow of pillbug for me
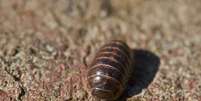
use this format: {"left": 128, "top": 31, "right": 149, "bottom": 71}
{"left": 87, "top": 40, "right": 133, "bottom": 100}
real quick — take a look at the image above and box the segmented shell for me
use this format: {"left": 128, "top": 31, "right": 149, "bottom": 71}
{"left": 87, "top": 40, "right": 132, "bottom": 100}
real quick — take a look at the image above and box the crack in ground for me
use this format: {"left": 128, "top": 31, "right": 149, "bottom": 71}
{"left": 0, "top": 56, "right": 26, "bottom": 101}
{"left": 5, "top": 69, "right": 26, "bottom": 101}
{"left": 5, "top": 70, "right": 26, "bottom": 101}
{"left": 17, "top": 85, "right": 26, "bottom": 101}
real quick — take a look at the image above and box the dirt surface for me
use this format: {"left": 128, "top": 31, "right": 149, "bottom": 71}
{"left": 0, "top": 0, "right": 201, "bottom": 101}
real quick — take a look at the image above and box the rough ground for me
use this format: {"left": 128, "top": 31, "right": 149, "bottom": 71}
{"left": 0, "top": 0, "right": 201, "bottom": 101}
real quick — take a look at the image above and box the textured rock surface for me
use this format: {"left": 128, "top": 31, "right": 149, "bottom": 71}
{"left": 0, "top": 0, "right": 201, "bottom": 100}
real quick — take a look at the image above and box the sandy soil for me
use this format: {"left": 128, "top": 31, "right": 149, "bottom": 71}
{"left": 0, "top": 0, "right": 201, "bottom": 101}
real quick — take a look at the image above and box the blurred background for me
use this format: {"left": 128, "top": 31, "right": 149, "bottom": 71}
{"left": 0, "top": 0, "right": 201, "bottom": 100}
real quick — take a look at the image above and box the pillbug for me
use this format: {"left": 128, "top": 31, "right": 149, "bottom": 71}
{"left": 87, "top": 40, "right": 133, "bottom": 100}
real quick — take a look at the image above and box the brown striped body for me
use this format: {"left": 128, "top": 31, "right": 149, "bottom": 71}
{"left": 87, "top": 40, "right": 132, "bottom": 100}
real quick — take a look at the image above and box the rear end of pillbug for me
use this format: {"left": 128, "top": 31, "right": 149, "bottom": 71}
{"left": 87, "top": 40, "right": 133, "bottom": 100}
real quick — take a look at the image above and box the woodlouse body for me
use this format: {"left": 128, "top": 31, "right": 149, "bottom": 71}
{"left": 87, "top": 40, "right": 133, "bottom": 100}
